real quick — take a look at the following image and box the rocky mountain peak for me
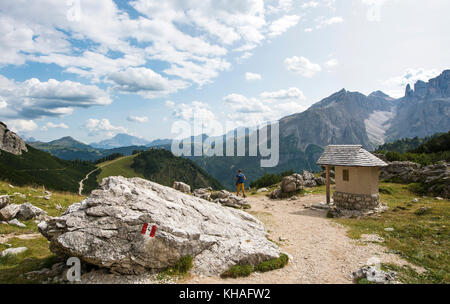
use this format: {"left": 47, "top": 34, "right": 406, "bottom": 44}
{"left": 404, "top": 69, "right": 450, "bottom": 100}
{"left": 0, "top": 122, "right": 28, "bottom": 155}
{"left": 405, "top": 83, "right": 413, "bottom": 97}
{"left": 368, "top": 90, "right": 392, "bottom": 100}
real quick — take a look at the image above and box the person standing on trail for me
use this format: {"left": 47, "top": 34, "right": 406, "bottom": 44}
{"left": 235, "top": 169, "right": 247, "bottom": 197}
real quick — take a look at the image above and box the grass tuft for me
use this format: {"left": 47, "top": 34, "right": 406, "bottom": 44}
{"left": 221, "top": 254, "right": 289, "bottom": 278}
{"left": 221, "top": 264, "right": 254, "bottom": 278}
{"left": 255, "top": 254, "right": 289, "bottom": 272}
{"left": 157, "top": 255, "right": 193, "bottom": 280}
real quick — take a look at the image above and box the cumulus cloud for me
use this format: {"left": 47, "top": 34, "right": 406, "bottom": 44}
{"left": 0, "top": 74, "right": 111, "bottom": 119}
{"left": 284, "top": 56, "right": 322, "bottom": 77}
{"left": 260, "top": 87, "right": 306, "bottom": 101}
{"left": 127, "top": 115, "right": 149, "bottom": 123}
{"left": 6, "top": 119, "right": 38, "bottom": 133}
{"left": 308, "top": 15, "right": 344, "bottom": 31}
{"left": 223, "top": 87, "right": 308, "bottom": 126}
{"left": 0, "top": 0, "right": 308, "bottom": 90}
{"left": 268, "top": 15, "right": 300, "bottom": 37}
{"left": 108, "top": 67, "right": 189, "bottom": 98}
{"left": 245, "top": 72, "right": 262, "bottom": 81}
{"left": 172, "top": 101, "right": 216, "bottom": 123}
{"left": 41, "top": 122, "right": 69, "bottom": 131}
{"left": 85, "top": 118, "right": 127, "bottom": 137}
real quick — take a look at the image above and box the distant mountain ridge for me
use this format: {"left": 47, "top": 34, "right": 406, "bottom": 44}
{"left": 90, "top": 133, "right": 151, "bottom": 149}
{"left": 27, "top": 135, "right": 171, "bottom": 161}
{"left": 23, "top": 69, "right": 450, "bottom": 190}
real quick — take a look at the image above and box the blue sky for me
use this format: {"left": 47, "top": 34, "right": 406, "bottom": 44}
{"left": 0, "top": 0, "right": 449, "bottom": 143}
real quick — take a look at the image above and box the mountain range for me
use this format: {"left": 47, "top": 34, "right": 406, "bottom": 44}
{"left": 190, "top": 70, "right": 450, "bottom": 188}
{"left": 90, "top": 133, "right": 151, "bottom": 149}
{"left": 28, "top": 134, "right": 172, "bottom": 161}
{"left": 23, "top": 70, "right": 450, "bottom": 189}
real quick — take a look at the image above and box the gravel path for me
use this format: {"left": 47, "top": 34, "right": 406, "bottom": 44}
{"left": 183, "top": 193, "right": 417, "bottom": 284}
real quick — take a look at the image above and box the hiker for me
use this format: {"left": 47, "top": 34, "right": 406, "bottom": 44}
{"left": 235, "top": 169, "right": 247, "bottom": 197}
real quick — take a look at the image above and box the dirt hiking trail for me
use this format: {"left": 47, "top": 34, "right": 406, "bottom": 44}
{"left": 184, "top": 194, "right": 418, "bottom": 284}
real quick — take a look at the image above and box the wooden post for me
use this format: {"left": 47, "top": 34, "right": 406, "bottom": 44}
{"left": 326, "top": 165, "right": 330, "bottom": 205}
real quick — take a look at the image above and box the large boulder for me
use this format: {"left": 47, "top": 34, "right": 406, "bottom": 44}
{"left": 270, "top": 173, "right": 304, "bottom": 199}
{"left": 281, "top": 174, "right": 303, "bottom": 193}
{"left": 0, "top": 204, "right": 20, "bottom": 221}
{"left": 314, "top": 176, "right": 326, "bottom": 186}
{"left": 302, "top": 170, "right": 315, "bottom": 181}
{"left": 172, "top": 181, "right": 191, "bottom": 193}
{"left": 0, "top": 195, "right": 9, "bottom": 209}
{"left": 16, "top": 203, "right": 48, "bottom": 220}
{"left": 38, "top": 176, "right": 280, "bottom": 275}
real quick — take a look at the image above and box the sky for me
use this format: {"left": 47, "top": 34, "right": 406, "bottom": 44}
{"left": 0, "top": 0, "right": 449, "bottom": 143}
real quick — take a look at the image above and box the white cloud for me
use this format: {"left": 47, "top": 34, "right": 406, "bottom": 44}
{"left": 85, "top": 118, "right": 127, "bottom": 137}
{"left": 267, "top": 0, "right": 294, "bottom": 14}
{"left": 324, "top": 58, "right": 339, "bottom": 69}
{"left": 236, "top": 52, "right": 254, "bottom": 63}
{"left": 268, "top": 15, "right": 300, "bottom": 37}
{"left": 284, "top": 56, "right": 322, "bottom": 77}
{"left": 0, "top": 74, "right": 111, "bottom": 119}
{"left": 108, "top": 67, "right": 189, "bottom": 98}
{"left": 308, "top": 15, "right": 344, "bottom": 31}
{"left": 127, "top": 115, "right": 149, "bottom": 123}
{"left": 0, "top": 0, "right": 309, "bottom": 91}
{"left": 245, "top": 72, "right": 262, "bottom": 81}
{"left": 223, "top": 87, "right": 308, "bottom": 126}
{"left": 302, "top": 1, "right": 319, "bottom": 9}
{"left": 0, "top": 100, "right": 7, "bottom": 109}
{"left": 172, "top": 101, "right": 216, "bottom": 122}
{"left": 41, "top": 122, "right": 69, "bottom": 131}
{"left": 260, "top": 87, "right": 306, "bottom": 101}
{"left": 6, "top": 119, "right": 38, "bottom": 133}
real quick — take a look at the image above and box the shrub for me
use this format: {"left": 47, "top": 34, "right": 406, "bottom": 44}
{"left": 255, "top": 254, "right": 289, "bottom": 272}
{"left": 407, "top": 183, "right": 427, "bottom": 195}
{"left": 221, "top": 264, "right": 254, "bottom": 278}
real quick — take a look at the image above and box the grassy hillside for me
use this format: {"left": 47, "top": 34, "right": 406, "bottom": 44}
{"left": 0, "top": 145, "right": 97, "bottom": 194}
{"left": 96, "top": 154, "right": 145, "bottom": 182}
{"left": 131, "top": 149, "right": 223, "bottom": 190}
{"left": 0, "top": 180, "right": 84, "bottom": 283}
{"left": 336, "top": 183, "right": 449, "bottom": 284}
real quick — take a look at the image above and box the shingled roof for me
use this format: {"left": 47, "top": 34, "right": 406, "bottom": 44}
{"left": 316, "top": 145, "right": 388, "bottom": 167}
